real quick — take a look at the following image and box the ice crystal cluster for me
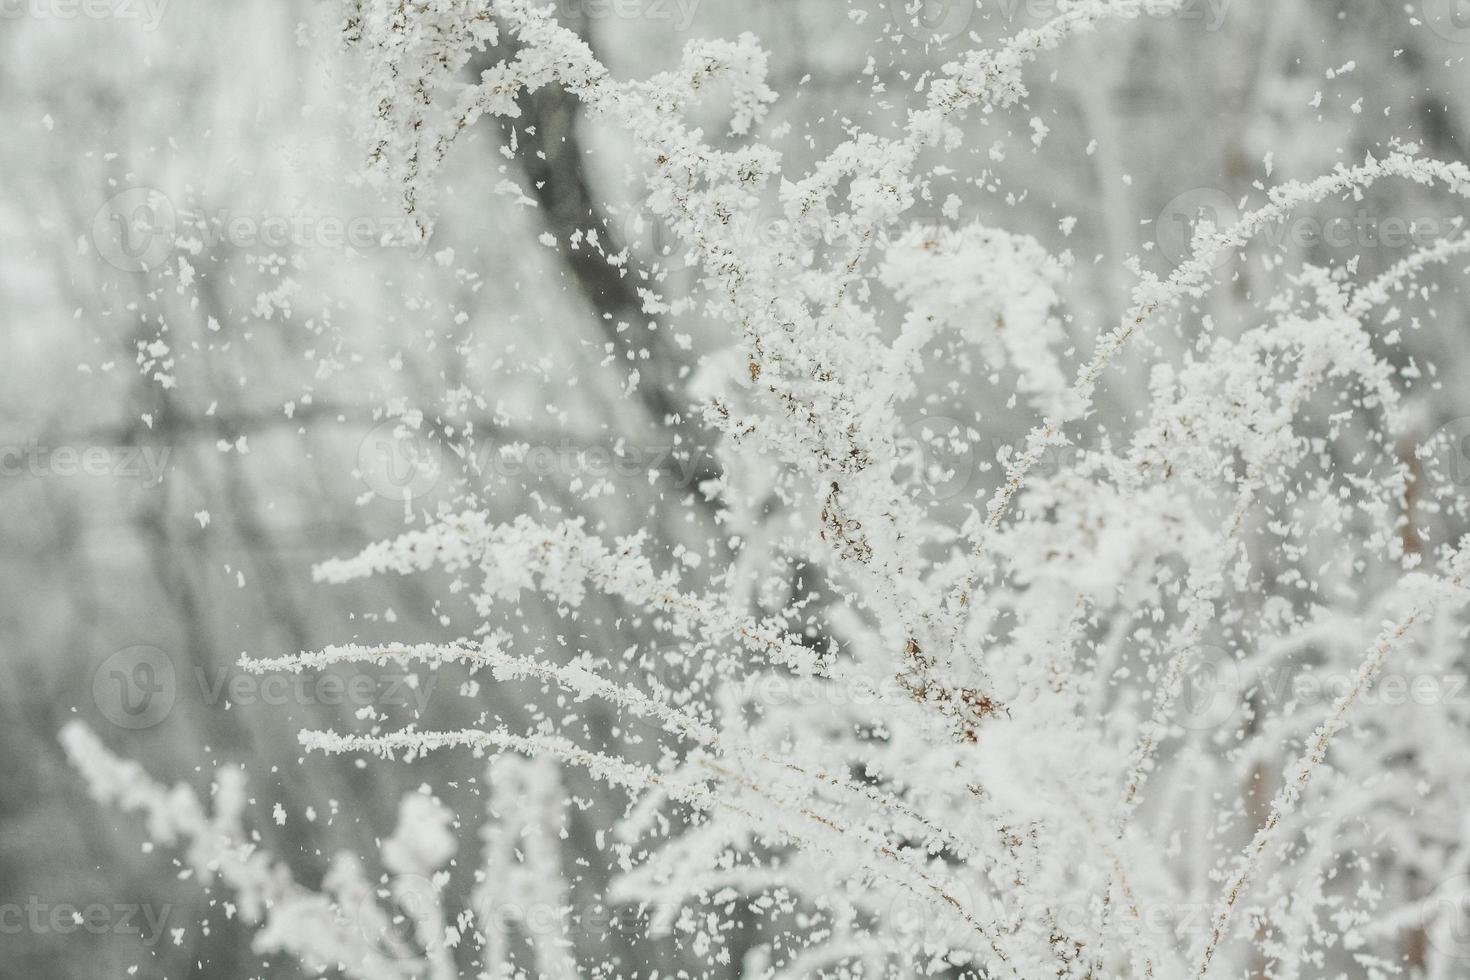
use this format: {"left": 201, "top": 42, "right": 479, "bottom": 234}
{"left": 65, "top": 1, "right": 1470, "bottom": 977}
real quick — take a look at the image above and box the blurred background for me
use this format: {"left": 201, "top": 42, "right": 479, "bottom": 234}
{"left": 4, "top": 0, "right": 1470, "bottom": 976}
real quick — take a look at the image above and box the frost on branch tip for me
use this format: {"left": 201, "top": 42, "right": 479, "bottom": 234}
{"left": 62, "top": 720, "right": 581, "bottom": 980}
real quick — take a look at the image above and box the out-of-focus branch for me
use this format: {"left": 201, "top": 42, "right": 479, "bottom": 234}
{"left": 475, "top": 20, "right": 722, "bottom": 503}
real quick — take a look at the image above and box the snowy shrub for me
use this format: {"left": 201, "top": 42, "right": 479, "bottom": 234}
{"left": 66, "top": 1, "right": 1470, "bottom": 977}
